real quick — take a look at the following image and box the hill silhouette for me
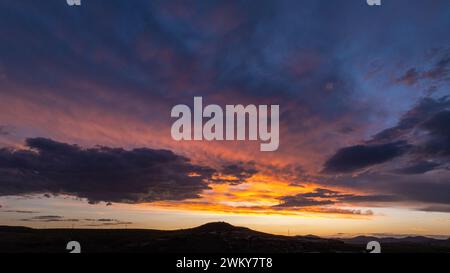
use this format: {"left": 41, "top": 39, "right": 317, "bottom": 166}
{"left": 0, "top": 222, "right": 449, "bottom": 253}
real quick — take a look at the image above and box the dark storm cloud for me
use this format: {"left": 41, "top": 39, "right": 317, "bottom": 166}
{"left": 320, "top": 171, "right": 450, "bottom": 210}
{"left": 323, "top": 141, "right": 411, "bottom": 173}
{"left": 371, "top": 96, "right": 450, "bottom": 143}
{"left": 276, "top": 195, "right": 334, "bottom": 208}
{"left": 0, "top": 138, "right": 220, "bottom": 204}
{"left": 210, "top": 163, "right": 258, "bottom": 185}
{"left": 323, "top": 96, "right": 450, "bottom": 175}
{"left": 300, "top": 188, "right": 351, "bottom": 198}
{"left": 419, "top": 110, "right": 450, "bottom": 156}
{"left": 275, "top": 188, "right": 339, "bottom": 207}
{"left": 316, "top": 101, "right": 450, "bottom": 209}
{"left": 275, "top": 188, "right": 397, "bottom": 208}
{"left": 371, "top": 97, "right": 450, "bottom": 160}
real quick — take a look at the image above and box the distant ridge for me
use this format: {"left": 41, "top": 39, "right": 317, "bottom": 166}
{"left": 342, "top": 235, "right": 448, "bottom": 244}
{"left": 0, "top": 226, "right": 34, "bottom": 232}
{"left": 186, "top": 222, "right": 257, "bottom": 234}
{"left": 0, "top": 222, "right": 449, "bottom": 253}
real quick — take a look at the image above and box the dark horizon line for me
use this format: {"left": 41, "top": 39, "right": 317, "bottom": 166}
{"left": 1, "top": 221, "right": 449, "bottom": 241}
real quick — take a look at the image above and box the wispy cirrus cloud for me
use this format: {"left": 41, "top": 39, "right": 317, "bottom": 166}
{"left": 395, "top": 55, "right": 450, "bottom": 86}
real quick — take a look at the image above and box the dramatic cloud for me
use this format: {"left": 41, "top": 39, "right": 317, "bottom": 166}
{"left": 371, "top": 96, "right": 450, "bottom": 143}
{"left": 276, "top": 195, "right": 334, "bottom": 208}
{"left": 419, "top": 110, "right": 450, "bottom": 156}
{"left": 320, "top": 171, "right": 450, "bottom": 210}
{"left": 317, "top": 97, "right": 450, "bottom": 211}
{"left": 323, "top": 96, "right": 450, "bottom": 175}
{"left": 0, "top": 138, "right": 219, "bottom": 204}
{"left": 323, "top": 141, "right": 411, "bottom": 173}
{"left": 0, "top": 0, "right": 450, "bottom": 225}
{"left": 210, "top": 163, "right": 258, "bottom": 185}
{"left": 275, "top": 188, "right": 396, "bottom": 208}
{"left": 300, "top": 188, "right": 350, "bottom": 198}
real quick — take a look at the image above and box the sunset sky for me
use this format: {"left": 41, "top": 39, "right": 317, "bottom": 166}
{"left": 1, "top": 0, "right": 450, "bottom": 237}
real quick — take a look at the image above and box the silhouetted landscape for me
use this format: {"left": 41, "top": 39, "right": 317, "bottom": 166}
{"left": 1, "top": 222, "right": 449, "bottom": 253}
